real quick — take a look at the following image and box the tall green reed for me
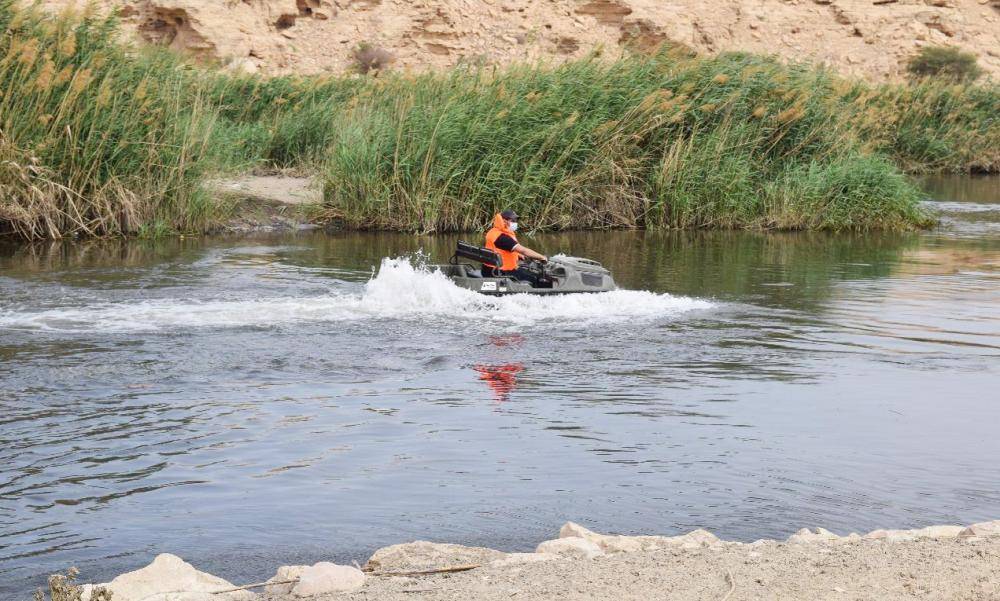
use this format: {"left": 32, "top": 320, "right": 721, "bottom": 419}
{"left": 0, "top": 1, "right": 220, "bottom": 238}
{"left": 321, "top": 50, "right": 955, "bottom": 232}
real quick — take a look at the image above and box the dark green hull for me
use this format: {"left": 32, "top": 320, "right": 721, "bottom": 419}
{"left": 434, "top": 256, "right": 616, "bottom": 295}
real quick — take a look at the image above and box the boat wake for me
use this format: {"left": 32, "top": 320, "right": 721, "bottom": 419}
{"left": 0, "top": 257, "right": 712, "bottom": 333}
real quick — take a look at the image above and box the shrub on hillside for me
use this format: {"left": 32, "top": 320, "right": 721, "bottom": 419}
{"left": 352, "top": 42, "right": 394, "bottom": 75}
{"left": 906, "top": 46, "right": 983, "bottom": 82}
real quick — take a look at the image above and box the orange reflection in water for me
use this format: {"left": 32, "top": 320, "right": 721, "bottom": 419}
{"left": 488, "top": 334, "right": 525, "bottom": 348}
{"left": 473, "top": 363, "right": 524, "bottom": 403}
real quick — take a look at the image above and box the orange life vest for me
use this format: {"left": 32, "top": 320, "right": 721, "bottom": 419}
{"left": 484, "top": 213, "right": 519, "bottom": 271}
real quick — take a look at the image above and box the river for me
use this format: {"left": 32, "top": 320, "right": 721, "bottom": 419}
{"left": 1, "top": 176, "right": 998, "bottom": 598}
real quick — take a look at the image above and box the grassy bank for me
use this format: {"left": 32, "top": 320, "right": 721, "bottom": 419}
{"left": 0, "top": 3, "right": 997, "bottom": 239}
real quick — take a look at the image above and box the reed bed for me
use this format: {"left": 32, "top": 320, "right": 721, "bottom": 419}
{"left": 201, "top": 72, "right": 362, "bottom": 169}
{"left": 322, "top": 50, "right": 942, "bottom": 232}
{"left": 0, "top": 1, "right": 220, "bottom": 239}
{"left": 860, "top": 80, "right": 999, "bottom": 174}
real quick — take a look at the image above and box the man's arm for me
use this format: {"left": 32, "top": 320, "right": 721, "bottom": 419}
{"left": 513, "top": 244, "right": 547, "bottom": 262}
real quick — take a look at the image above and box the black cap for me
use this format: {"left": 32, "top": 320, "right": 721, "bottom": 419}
{"left": 500, "top": 209, "right": 518, "bottom": 222}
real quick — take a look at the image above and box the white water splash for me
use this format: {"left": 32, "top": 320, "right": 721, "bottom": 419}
{"left": 0, "top": 257, "right": 711, "bottom": 333}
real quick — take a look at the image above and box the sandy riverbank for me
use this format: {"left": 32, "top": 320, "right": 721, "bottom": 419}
{"left": 69, "top": 520, "right": 1000, "bottom": 601}
{"left": 207, "top": 176, "right": 321, "bottom": 234}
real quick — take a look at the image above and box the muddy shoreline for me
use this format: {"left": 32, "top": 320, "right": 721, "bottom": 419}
{"left": 209, "top": 176, "right": 321, "bottom": 234}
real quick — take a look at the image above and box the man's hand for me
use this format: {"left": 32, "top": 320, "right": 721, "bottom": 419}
{"left": 513, "top": 244, "right": 547, "bottom": 263}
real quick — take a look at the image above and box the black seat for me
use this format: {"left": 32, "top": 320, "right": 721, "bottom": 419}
{"left": 454, "top": 241, "right": 501, "bottom": 267}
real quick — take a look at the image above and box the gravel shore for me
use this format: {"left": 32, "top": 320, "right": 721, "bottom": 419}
{"left": 321, "top": 536, "right": 1000, "bottom": 601}
{"left": 77, "top": 521, "right": 1000, "bottom": 601}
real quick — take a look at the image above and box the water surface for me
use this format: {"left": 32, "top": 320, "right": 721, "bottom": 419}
{"left": 1, "top": 176, "right": 998, "bottom": 598}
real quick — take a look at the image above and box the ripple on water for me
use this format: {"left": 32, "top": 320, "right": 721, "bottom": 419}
{"left": 1, "top": 179, "right": 1000, "bottom": 599}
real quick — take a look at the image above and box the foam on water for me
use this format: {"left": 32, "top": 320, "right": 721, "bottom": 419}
{"left": 0, "top": 257, "right": 711, "bottom": 333}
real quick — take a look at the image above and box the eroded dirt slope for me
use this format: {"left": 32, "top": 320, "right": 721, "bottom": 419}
{"left": 41, "top": 0, "right": 1000, "bottom": 80}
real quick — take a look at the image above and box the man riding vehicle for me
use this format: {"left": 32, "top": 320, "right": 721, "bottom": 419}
{"left": 482, "top": 210, "right": 548, "bottom": 284}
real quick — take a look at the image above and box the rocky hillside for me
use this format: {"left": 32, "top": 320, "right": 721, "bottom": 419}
{"left": 39, "top": 0, "right": 1000, "bottom": 79}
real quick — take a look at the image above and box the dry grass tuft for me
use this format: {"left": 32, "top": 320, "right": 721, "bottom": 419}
{"left": 33, "top": 567, "right": 112, "bottom": 601}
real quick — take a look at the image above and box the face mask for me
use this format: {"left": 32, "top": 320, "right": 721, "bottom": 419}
{"left": 509, "top": 222, "right": 519, "bottom": 232}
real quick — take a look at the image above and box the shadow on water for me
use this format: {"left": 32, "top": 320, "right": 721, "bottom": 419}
{"left": 921, "top": 173, "right": 1000, "bottom": 204}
